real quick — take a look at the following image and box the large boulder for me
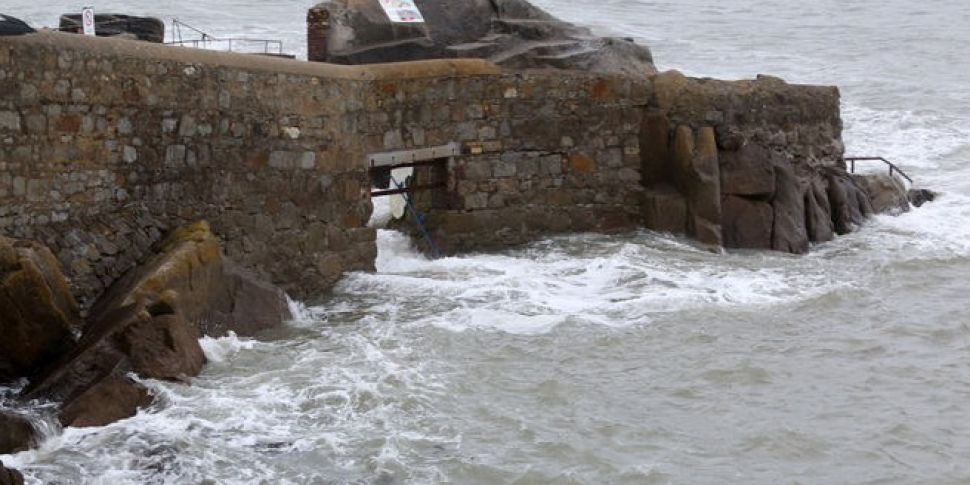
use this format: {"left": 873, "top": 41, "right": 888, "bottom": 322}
{"left": 308, "top": 0, "right": 656, "bottom": 77}
{"left": 0, "top": 413, "right": 35, "bottom": 455}
{"left": 852, "top": 173, "right": 910, "bottom": 214}
{"left": 24, "top": 221, "right": 290, "bottom": 428}
{"left": 0, "top": 237, "right": 81, "bottom": 381}
{"left": 0, "top": 14, "right": 34, "bottom": 36}
{"left": 0, "top": 461, "right": 23, "bottom": 485}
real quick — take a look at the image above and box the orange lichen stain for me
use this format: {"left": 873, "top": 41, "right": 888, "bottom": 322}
{"left": 590, "top": 79, "right": 611, "bottom": 99}
{"left": 568, "top": 153, "right": 597, "bottom": 174}
{"left": 248, "top": 151, "right": 269, "bottom": 170}
{"left": 380, "top": 82, "right": 397, "bottom": 96}
{"left": 55, "top": 115, "right": 82, "bottom": 133}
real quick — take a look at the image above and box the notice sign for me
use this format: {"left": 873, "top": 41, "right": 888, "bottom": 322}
{"left": 81, "top": 7, "right": 96, "bottom": 36}
{"left": 378, "top": 0, "right": 425, "bottom": 23}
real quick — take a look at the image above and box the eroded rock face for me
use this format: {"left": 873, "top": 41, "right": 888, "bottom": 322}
{"left": 0, "top": 237, "right": 81, "bottom": 381}
{"left": 24, "top": 221, "right": 291, "bottom": 428}
{"left": 308, "top": 0, "right": 656, "bottom": 77}
{"left": 640, "top": 71, "right": 912, "bottom": 253}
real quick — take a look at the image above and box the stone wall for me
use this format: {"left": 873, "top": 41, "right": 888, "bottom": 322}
{"left": 1, "top": 31, "right": 649, "bottom": 304}
{"left": 0, "top": 32, "right": 415, "bottom": 305}
{"left": 374, "top": 74, "right": 651, "bottom": 253}
{"left": 640, "top": 71, "right": 860, "bottom": 253}
{"left": 0, "top": 31, "right": 866, "bottom": 310}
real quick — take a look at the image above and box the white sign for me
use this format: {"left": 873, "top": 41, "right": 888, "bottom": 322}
{"left": 378, "top": 0, "right": 425, "bottom": 23}
{"left": 81, "top": 7, "right": 96, "bottom": 36}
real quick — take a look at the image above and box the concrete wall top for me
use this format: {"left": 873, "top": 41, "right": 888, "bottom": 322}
{"left": 1, "top": 31, "right": 503, "bottom": 81}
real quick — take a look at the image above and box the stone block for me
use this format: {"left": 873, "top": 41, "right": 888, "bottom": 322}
{"left": 165, "top": 145, "right": 186, "bottom": 166}
{"left": 123, "top": 146, "right": 138, "bottom": 163}
{"left": 493, "top": 161, "right": 516, "bottom": 178}
{"left": 0, "top": 111, "right": 21, "bottom": 132}
{"left": 539, "top": 155, "right": 562, "bottom": 175}
{"left": 462, "top": 159, "right": 492, "bottom": 181}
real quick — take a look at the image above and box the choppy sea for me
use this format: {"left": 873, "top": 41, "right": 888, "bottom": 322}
{"left": 4, "top": 0, "right": 970, "bottom": 483}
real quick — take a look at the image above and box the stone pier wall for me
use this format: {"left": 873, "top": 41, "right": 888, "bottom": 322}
{"left": 0, "top": 33, "right": 398, "bottom": 305}
{"left": 368, "top": 74, "right": 651, "bottom": 253}
{"left": 0, "top": 32, "right": 853, "bottom": 307}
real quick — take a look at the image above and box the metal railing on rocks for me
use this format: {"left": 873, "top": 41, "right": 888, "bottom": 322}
{"left": 843, "top": 156, "right": 914, "bottom": 185}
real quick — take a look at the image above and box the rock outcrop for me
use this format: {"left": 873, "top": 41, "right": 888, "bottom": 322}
{"left": 641, "top": 71, "right": 901, "bottom": 252}
{"left": 58, "top": 14, "right": 164, "bottom": 43}
{"left": 0, "top": 413, "right": 34, "bottom": 455}
{"left": 852, "top": 173, "right": 910, "bottom": 214}
{"left": 308, "top": 0, "right": 656, "bottom": 77}
{"left": 0, "top": 237, "right": 81, "bottom": 381}
{"left": 23, "top": 222, "right": 290, "bottom": 428}
{"left": 0, "top": 461, "right": 23, "bottom": 485}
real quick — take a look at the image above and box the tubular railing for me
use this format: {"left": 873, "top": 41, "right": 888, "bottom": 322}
{"left": 843, "top": 156, "right": 914, "bottom": 185}
{"left": 165, "top": 19, "right": 284, "bottom": 55}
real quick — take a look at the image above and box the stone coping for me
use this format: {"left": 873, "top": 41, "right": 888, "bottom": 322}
{"left": 0, "top": 30, "right": 503, "bottom": 80}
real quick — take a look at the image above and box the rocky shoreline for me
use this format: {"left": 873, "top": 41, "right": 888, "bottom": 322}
{"left": 0, "top": 0, "right": 934, "bottom": 480}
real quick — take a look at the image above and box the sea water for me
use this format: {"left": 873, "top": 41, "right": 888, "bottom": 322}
{"left": 4, "top": 1, "right": 970, "bottom": 483}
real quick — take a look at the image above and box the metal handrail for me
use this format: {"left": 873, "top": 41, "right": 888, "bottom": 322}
{"left": 843, "top": 156, "right": 913, "bottom": 185}
{"left": 165, "top": 18, "right": 284, "bottom": 55}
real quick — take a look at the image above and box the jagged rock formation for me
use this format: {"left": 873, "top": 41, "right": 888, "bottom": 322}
{"left": 308, "top": 0, "right": 656, "bottom": 77}
{"left": 20, "top": 222, "right": 290, "bottom": 428}
{"left": 0, "top": 237, "right": 81, "bottom": 381}
{"left": 642, "top": 71, "right": 893, "bottom": 252}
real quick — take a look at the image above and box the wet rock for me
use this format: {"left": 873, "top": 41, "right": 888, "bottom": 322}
{"left": 25, "top": 221, "right": 290, "bottom": 429}
{"left": 0, "top": 461, "right": 24, "bottom": 485}
{"left": 805, "top": 180, "right": 835, "bottom": 244}
{"left": 642, "top": 188, "right": 687, "bottom": 235}
{"left": 0, "top": 412, "right": 35, "bottom": 454}
{"left": 907, "top": 188, "right": 937, "bottom": 208}
{"left": 94, "top": 221, "right": 292, "bottom": 339}
{"left": 771, "top": 163, "right": 809, "bottom": 254}
{"left": 826, "top": 170, "right": 873, "bottom": 235}
{"left": 852, "top": 174, "right": 910, "bottom": 214}
{"left": 0, "top": 237, "right": 81, "bottom": 381}
{"left": 309, "top": 0, "right": 656, "bottom": 77}
{"left": 719, "top": 143, "right": 777, "bottom": 197}
{"left": 721, "top": 196, "right": 773, "bottom": 249}
{"left": 672, "top": 125, "right": 721, "bottom": 246}
{"left": 58, "top": 373, "right": 151, "bottom": 428}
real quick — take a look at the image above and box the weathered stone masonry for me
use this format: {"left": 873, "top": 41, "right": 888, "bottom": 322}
{"left": 0, "top": 33, "right": 400, "bottom": 306}
{"left": 376, "top": 74, "right": 650, "bottom": 253}
{"left": 1, "top": 32, "right": 650, "bottom": 305}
